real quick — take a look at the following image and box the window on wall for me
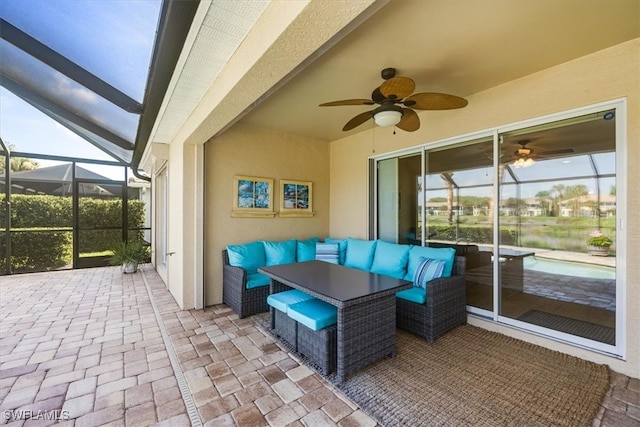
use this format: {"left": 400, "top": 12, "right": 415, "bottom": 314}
{"left": 372, "top": 102, "right": 623, "bottom": 355}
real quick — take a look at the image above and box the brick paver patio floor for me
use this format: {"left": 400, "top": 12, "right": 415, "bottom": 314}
{"left": 1, "top": 266, "right": 638, "bottom": 426}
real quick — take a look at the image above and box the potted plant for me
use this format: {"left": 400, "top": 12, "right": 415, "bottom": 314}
{"left": 108, "top": 240, "right": 149, "bottom": 273}
{"left": 586, "top": 231, "right": 612, "bottom": 257}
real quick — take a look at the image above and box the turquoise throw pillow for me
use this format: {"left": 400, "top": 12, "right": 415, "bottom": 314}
{"left": 315, "top": 242, "right": 339, "bottom": 264}
{"left": 344, "top": 238, "right": 377, "bottom": 271}
{"left": 226, "top": 241, "right": 265, "bottom": 274}
{"left": 263, "top": 239, "right": 296, "bottom": 266}
{"left": 370, "top": 240, "right": 410, "bottom": 279}
{"left": 413, "top": 257, "right": 446, "bottom": 288}
{"left": 297, "top": 237, "right": 319, "bottom": 262}
{"left": 324, "top": 238, "right": 348, "bottom": 264}
{"left": 404, "top": 246, "right": 456, "bottom": 281}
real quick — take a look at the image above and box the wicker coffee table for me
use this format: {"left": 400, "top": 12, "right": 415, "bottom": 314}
{"left": 259, "top": 261, "right": 412, "bottom": 382}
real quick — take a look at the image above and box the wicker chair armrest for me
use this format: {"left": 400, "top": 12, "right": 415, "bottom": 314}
{"left": 223, "top": 262, "right": 247, "bottom": 283}
{"left": 424, "top": 274, "right": 465, "bottom": 309}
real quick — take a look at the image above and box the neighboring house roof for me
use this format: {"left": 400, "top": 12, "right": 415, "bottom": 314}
{"left": 2, "top": 164, "right": 112, "bottom": 195}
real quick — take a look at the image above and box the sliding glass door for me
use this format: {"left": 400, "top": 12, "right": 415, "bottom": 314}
{"left": 371, "top": 102, "right": 623, "bottom": 355}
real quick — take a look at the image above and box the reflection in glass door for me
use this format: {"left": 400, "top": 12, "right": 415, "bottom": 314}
{"left": 422, "top": 138, "right": 496, "bottom": 312}
{"left": 372, "top": 105, "right": 621, "bottom": 354}
{"left": 376, "top": 155, "right": 421, "bottom": 244}
{"left": 497, "top": 111, "right": 617, "bottom": 349}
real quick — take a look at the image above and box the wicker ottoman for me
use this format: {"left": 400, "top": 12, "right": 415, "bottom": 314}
{"left": 273, "top": 308, "right": 298, "bottom": 351}
{"left": 296, "top": 322, "right": 337, "bottom": 375}
{"left": 267, "top": 289, "right": 315, "bottom": 351}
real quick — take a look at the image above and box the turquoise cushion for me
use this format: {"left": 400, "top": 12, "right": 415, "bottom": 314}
{"left": 344, "top": 238, "right": 377, "bottom": 271}
{"left": 288, "top": 299, "right": 337, "bottom": 331}
{"left": 396, "top": 287, "right": 426, "bottom": 304}
{"left": 324, "top": 238, "right": 348, "bottom": 264}
{"left": 404, "top": 246, "right": 456, "bottom": 281}
{"left": 227, "top": 241, "right": 266, "bottom": 274}
{"left": 246, "top": 273, "right": 270, "bottom": 289}
{"left": 413, "top": 257, "right": 446, "bottom": 288}
{"left": 263, "top": 239, "right": 296, "bottom": 266}
{"left": 315, "top": 242, "right": 339, "bottom": 264}
{"left": 267, "top": 289, "right": 314, "bottom": 312}
{"left": 297, "top": 237, "right": 319, "bottom": 262}
{"left": 370, "top": 240, "right": 410, "bottom": 279}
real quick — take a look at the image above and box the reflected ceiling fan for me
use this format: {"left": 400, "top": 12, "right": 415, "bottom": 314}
{"left": 319, "top": 68, "right": 468, "bottom": 132}
{"left": 509, "top": 140, "right": 574, "bottom": 168}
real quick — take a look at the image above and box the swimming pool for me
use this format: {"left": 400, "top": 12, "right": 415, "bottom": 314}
{"left": 523, "top": 256, "right": 615, "bottom": 280}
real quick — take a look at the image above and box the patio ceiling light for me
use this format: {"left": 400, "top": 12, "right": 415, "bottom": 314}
{"left": 373, "top": 109, "right": 403, "bottom": 127}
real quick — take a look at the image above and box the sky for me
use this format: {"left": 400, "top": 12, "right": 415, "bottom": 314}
{"left": 0, "top": 0, "right": 162, "bottom": 180}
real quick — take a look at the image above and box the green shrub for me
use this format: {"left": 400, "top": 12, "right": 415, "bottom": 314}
{"left": 0, "top": 229, "right": 72, "bottom": 272}
{"left": 0, "top": 194, "right": 147, "bottom": 272}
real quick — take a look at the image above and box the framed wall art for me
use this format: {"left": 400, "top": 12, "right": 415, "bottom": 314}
{"left": 231, "top": 175, "right": 276, "bottom": 218}
{"left": 279, "top": 179, "right": 314, "bottom": 217}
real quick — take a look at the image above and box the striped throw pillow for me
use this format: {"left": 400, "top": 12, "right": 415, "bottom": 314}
{"left": 413, "top": 257, "right": 446, "bottom": 289}
{"left": 315, "top": 243, "right": 340, "bottom": 264}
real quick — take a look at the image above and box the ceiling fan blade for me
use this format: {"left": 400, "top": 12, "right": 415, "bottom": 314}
{"left": 343, "top": 110, "right": 373, "bottom": 131}
{"left": 403, "top": 92, "right": 468, "bottom": 110}
{"left": 371, "top": 87, "right": 385, "bottom": 104}
{"left": 320, "top": 99, "right": 375, "bottom": 106}
{"left": 380, "top": 77, "right": 415, "bottom": 100}
{"left": 537, "top": 148, "right": 574, "bottom": 155}
{"left": 396, "top": 108, "right": 420, "bottom": 132}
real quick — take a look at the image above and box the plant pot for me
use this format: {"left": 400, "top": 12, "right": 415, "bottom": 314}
{"left": 587, "top": 245, "right": 610, "bottom": 257}
{"left": 122, "top": 261, "right": 138, "bottom": 274}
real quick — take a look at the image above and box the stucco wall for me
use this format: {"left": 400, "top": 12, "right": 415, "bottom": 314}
{"left": 329, "top": 39, "right": 640, "bottom": 377}
{"left": 204, "top": 123, "right": 330, "bottom": 306}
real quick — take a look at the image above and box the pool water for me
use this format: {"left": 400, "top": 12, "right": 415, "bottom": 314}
{"left": 523, "top": 256, "right": 615, "bottom": 280}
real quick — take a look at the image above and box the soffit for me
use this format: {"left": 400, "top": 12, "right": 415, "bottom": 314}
{"left": 150, "top": 0, "right": 270, "bottom": 144}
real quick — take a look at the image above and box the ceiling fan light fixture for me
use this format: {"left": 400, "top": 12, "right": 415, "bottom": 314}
{"left": 374, "top": 110, "right": 403, "bottom": 127}
{"left": 513, "top": 157, "right": 535, "bottom": 168}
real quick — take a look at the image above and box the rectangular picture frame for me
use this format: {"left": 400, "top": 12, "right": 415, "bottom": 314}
{"left": 279, "top": 179, "right": 314, "bottom": 217}
{"left": 232, "top": 175, "right": 275, "bottom": 218}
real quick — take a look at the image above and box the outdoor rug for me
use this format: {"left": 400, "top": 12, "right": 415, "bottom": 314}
{"left": 518, "top": 309, "right": 615, "bottom": 345}
{"left": 255, "top": 315, "right": 610, "bottom": 427}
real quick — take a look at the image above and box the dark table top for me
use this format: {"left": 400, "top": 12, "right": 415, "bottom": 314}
{"left": 259, "top": 260, "right": 412, "bottom": 305}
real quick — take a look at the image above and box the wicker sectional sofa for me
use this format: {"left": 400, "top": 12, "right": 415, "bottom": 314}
{"left": 222, "top": 237, "right": 467, "bottom": 342}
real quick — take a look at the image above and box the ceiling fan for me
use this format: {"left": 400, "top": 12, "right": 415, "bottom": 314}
{"left": 509, "top": 140, "right": 574, "bottom": 168}
{"left": 319, "top": 68, "right": 468, "bottom": 132}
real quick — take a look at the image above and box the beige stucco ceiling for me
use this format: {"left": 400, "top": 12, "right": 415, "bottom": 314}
{"left": 147, "top": 0, "right": 639, "bottom": 155}
{"left": 239, "top": 0, "right": 639, "bottom": 142}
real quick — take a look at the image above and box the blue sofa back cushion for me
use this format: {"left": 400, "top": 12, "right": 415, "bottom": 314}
{"left": 413, "top": 257, "right": 446, "bottom": 289}
{"left": 227, "top": 241, "right": 266, "bottom": 274}
{"left": 264, "top": 239, "right": 297, "bottom": 266}
{"left": 315, "top": 242, "right": 340, "bottom": 264}
{"left": 297, "top": 237, "right": 319, "bottom": 262}
{"left": 404, "top": 246, "right": 456, "bottom": 281}
{"left": 324, "top": 238, "right": 348, "bottom": 264}
{"left": 344, "top": 238, "right": 377, "bottom": 271}
{"left": 370, "top": 240, "right": 410, "bottom": 279}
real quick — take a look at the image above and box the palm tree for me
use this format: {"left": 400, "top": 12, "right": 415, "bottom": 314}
{"left": 565, "top": 185, "right": 589, "bottom": 217}
{"left": 535, "top": 190, "right": 552, "bottom": 216}
{"left": 551, "top": 184, "right": 565, "bottom": 216}
{"left": 440, "top": 173, "right": 454, "bottom": 225}
{"left": 0, "top": 144, "right": 39, "bottom": 174}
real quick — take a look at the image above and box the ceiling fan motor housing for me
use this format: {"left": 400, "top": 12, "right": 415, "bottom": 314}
{"left": 381, "top": 67, "right": 396, "bottom": 80}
